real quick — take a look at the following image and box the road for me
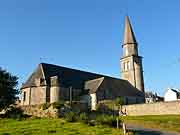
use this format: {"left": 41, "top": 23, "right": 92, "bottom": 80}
{"left": 126, "top": 124, "right": 180, "bottom": 135}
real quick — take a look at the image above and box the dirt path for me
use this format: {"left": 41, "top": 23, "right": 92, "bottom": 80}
{"left": 126, "top": 124, "right": 180, "bottom": 135}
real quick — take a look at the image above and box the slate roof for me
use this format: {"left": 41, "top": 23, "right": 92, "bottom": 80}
{"left": 85, "top": 77, "right": 104, "bottom": 93}
{"left": 21, "top": 64, "right": 46, "bottom": 89}
{"left": 168, "top": 88, "right": 180, "bottom": 99}
{"left": 170, "top": 89, "right": 180, "bottom": 93}
{"left": 123, "top": 16, "right": 137, "bottom": 45}
{"left": 85, "top": 77, "right": 144, "bottom": 97}
{"left": 21, "top": 63, "right": 103, "bottom": 89}
{"left": 21, "top": 63, "right": 144, "bottom": 97}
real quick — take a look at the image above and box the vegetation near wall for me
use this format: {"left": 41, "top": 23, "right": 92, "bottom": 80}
{"left": 21, "top": 101, "right": 88, "bottom": 118}
{"left": 0, "top": 101, "right": 135, "bottom": 135}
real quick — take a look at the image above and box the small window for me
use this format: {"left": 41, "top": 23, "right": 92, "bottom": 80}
{"left": 23, "top": 91, "right": 26, "bottom": 101}
{"left": 123, "top": 62, "right": 126, "bottom": 71}
{"left": 124, "top": 62, "right": 128, "bottom": 71}
{"left": 40, "top": 78, "right": 44, "bottom": 85}
{"left": 127, "top": 61, "right": 130, "bottom": 70}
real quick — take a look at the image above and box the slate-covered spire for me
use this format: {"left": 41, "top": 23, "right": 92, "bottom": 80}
{"left": 121, "top": 16, "right": 144, "bottom": 93}
{"left": 123, "top": 16, "right": 137, "bottom": 45}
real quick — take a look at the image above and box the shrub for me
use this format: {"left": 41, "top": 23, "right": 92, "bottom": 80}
{"left": 30, "top": 116, "right": 41, "bottom": 119}
{"left": 5, "top": 106, "right": 23, "bottom": 119}
{"left": 114, "top": 97, "right": 124, "bottom": 106}
{"left": 64, "top": 111, "right": 77, "bottom": 122}
{"left": 96, "top": 114, "right": 121, "bottom": 127}
{"left": 96, "top": 103, "right": 112, "bottom": 114}
{"left": 72, "top": 107, "right": 80, "bottom": 115}
{"left": 88, "top": 120, "right": 96, "bottom": 126}
{"left": 79, "top": 112, "right": 88, "bottom": 123}
{"left": 42, "top": 103, "right": 51, "bottom": 110}
{"left": 51, "top": 101, "right": 64, "bottom": 109}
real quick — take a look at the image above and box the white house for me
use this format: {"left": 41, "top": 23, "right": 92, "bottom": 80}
{"left": 164, "top": 88, "right": 180, "bottom": 102}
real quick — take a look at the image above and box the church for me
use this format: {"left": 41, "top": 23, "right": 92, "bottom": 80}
{"left": 21, "top": 16, "right": 145, "bottom": 109}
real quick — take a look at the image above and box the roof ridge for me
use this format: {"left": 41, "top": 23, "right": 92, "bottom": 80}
{"left": 40, "top": 62, "right": 122, "bottom": 80}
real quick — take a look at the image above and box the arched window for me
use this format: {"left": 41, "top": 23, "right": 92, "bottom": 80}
{"left": 23, "top": 91, "right": 26, "bottom": 101}
{"left": 124, "top": 61, "right": 130, "bottom": 71}
{"left": 124, "top": 62, "right": 126, "bottom": 71}
{"left": 127, "top": 61, "right": 130, "bottom": 70}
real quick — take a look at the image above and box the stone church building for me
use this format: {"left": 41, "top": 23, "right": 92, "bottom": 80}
{"left": 21, "top": 16, "right": 145, "bottom": 109}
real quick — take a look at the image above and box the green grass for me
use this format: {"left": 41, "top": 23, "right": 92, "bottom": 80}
{"left": 122, "top": 115, "right": 180, "bottom": 133}
{"left": 0, "top": 118, "right": 125, "bottom": 135}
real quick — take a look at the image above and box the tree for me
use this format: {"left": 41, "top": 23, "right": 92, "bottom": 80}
{"left": 114, "top": 97, "right": 124, "bottom": 114}
{"left": 115, "top": 97, "right": 124, "bottom": 107}
{"left": 0, "top": 67, "right": 19, "bottom": 111}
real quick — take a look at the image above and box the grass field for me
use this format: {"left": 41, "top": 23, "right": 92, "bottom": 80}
{"left": 0, "top": 118, "right": 125, "bottom": 135}
{"left": 122, "top": 115, "right": 180, "bottom": 133}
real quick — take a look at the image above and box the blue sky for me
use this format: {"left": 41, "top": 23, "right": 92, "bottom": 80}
{"left": 0, "top": 0, "right": 180, "bottom": 96}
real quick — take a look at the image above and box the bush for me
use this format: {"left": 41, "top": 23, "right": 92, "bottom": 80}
{"left": 64, "top": 111, "right": 77, "bottom": 122}
{"left": 88, "top": 120, "right": 96, "bottom": 126}
{"left": 96, "top": 114, "right": 121, "bottom": 127}
{"left": 5, "top": 106, "right": 23, "bottom": 119}
{"left": 79, "top": 112, "right": 88, "bottom": 123}
{"left": 51, "top": 101, "right": 64, "bottom": 109}
{"left": 30, "top": 116, "right": 41, "bottom": 120}
{"left": 42, "top": 103, "right": 51, "bottom": 110}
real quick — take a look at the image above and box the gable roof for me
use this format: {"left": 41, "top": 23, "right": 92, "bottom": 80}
{"left": 85, "top": 77, "right": 104, "bottom": 93}
{"left": 166, "top": 88, "right": 180, "bottom": 93}
{"left": 21, "top": 63, "right": 144, "bottom": 98}
{"left": 171, "top": 89, "right": 180, "bottom": 93}
{"left": 166, "top": 88, "right": 180, "bottom": 98}
{"left": 104, "top": 77, "right": 144, "bottom": 97}
{"left": 42, "top": 63, "right": 105, "bottom": 89}
{"left": 22, "top": 63, "right": 106, "bottom": 89}
{"left": 21, "top": 64, "right": 46, "bottom": 89}
{"left": 85, "top": 77, "right": 144, "bottom": 97}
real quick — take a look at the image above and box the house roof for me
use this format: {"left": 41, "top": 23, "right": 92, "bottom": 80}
{"left": 170, "top": 89, "right": 180, "bottom": 93}
{"left": 167, "top": 88, "right": 180, "bottom": 98}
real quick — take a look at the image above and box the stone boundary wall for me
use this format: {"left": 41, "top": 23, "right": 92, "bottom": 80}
{"left": 123, "top": 101, "right": 180, "bottom": 116}
{"left": 21, "top": 105, "right": 59, "bottom": 118}
{"left": 20, "top": 101, "right": 88, "bottom": 118}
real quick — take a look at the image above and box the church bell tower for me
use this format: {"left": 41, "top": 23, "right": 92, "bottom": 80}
{"left": 120, "top": 16, "right": 144, "bottom": 92}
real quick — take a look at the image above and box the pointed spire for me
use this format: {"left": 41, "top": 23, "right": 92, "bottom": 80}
{"left": 123, "top": 16, "right": 137, "bottom": 45}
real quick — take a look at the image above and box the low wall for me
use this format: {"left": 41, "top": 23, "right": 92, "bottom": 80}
{"left": 20, "top": 102, "right": 88, "bottom": 118}
{"left": 21, "top": 105, "right": 59, "bottom": 118}
{"left": 123, "top": 101, "right": 180, "bottom": 116}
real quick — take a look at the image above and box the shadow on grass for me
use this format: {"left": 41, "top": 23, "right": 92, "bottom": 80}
{"left": 2, "top": 133, "right": 10, "bottom": 135}
{"left": 130, "top": 129, "right": 163, "bottom": 135}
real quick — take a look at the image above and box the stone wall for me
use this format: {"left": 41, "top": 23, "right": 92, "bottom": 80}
{"left": 21, "top": 86, "right": 47, "bottom": 105}
{"left": 21, "top": 101, "right": 88, "bottom": 118}
{"left": 30, "top": 86, "right": 47, "bottom": 105}
{"left": 21, "top": 105, "right": 59, "bottom": 118}
{"left": 123, "top": 101, "right": 180, "bottom": 116}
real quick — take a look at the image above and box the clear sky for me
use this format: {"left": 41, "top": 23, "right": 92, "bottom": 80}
{"left": 0, "top": 0, "right": 180, "bottom": 96}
